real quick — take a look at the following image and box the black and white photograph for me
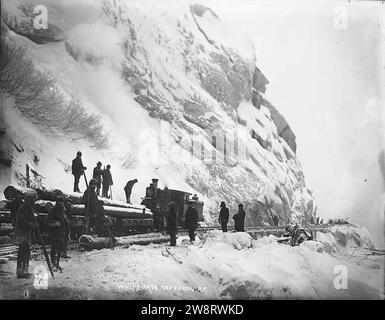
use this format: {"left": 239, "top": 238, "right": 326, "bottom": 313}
{"left": 0, "top": 0, "right": 384, "bottom": 305}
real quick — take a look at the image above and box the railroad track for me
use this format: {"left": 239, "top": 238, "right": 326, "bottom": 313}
{"left": 0, "top": 241, "right": 81, "bottom": 259}
{"left": 0, "top": 225, "right": 332, "bottom": 258}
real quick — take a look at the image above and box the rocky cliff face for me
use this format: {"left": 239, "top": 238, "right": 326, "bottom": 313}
{"left": 0, "top": 0, "right": 315, "bottom": 226}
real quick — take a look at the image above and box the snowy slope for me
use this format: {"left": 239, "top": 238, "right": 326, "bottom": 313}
{"left": 0, "top": 0, "right": 315, "bottom": 226}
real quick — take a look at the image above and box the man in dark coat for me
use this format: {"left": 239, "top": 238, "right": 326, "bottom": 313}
{"left": 72, "top": 151, "right": 87, "bottom": 192}
{"left": 14, "top": 194, "right": 38, "bottom": 279}
{"left": 9, "top": 195, "right": 24, "bottom": 227}
{"left": 185, "top": 201, "right": 198, "bottom": 242}
{"left": 166, "top": 202, "right": 177, "bottom": 246}
{"left": 62, "top": 197, "right": 73, "bottom": 259}
{"left": 83, "top": 178, "right": 105, "bottom": 235}
{"left": 92, "top": 161, "right": 103, "bottom": 196}
{"left": 102, "top": 165, "right": 113, "bottom": 198}
{"left": 45, "top": 197, "right": 70, "bottom": 271}
{"left": 124, "top": 179, "right": 138, "bottom": 203}
{"left": 233, "top": 204, "right": 246, "bottom": 232}
{"left": 218, "top": 201, "right": 229, "bottom": 232}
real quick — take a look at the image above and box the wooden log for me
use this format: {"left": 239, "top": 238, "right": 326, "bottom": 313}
{"left": 34, "top": 188, "right": 150, "bottom": 213}
{"left": 97, "top": 197, "right": 148, "bottom": 212}
{"left": 79, "top": 233, "right": 170, "bottom": 250}
{"left": 70, "top": 204, "right": 153, "bottom": 219}
{"left": 3, "top": 185, "right": 38, "bottom": 200}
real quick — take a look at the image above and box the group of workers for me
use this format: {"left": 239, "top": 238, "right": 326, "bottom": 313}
{"left": 72, "top": 151, "right": 139, "bottom": 204}
{"left": 11, "top": 151, "right": 247, "bottom": 278}
{"left": 166, "top": 201, "right": 246, "bottom": 247}
{"left": 12, "top": 193, "right": 71, "bottom": 278}
{"left": 72, "top": 152, "right": 113, "bottom": 199}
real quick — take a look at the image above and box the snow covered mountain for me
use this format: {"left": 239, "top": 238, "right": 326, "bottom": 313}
{"left": 0, "top": 0, "right": 315, "bottom": 226}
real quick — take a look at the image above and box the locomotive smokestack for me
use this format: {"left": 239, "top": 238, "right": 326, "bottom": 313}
{"left": 152, "top": 179, "right": 159, "bottom": 190}
{"left": 152, "top": 178, "right": 159, "bottom": 198}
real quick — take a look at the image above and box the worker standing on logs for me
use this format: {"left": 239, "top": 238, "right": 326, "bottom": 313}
{"left": 124, "top": 178, "right": 138, "bottom": 203}
{"left": 45, "top": 197, "right": 70, "bottom": 271}
{"left": 167, "top": 202, "right": 177, "bottom": 246}
{"left": 72, "top": 151, "right": 87, "bottom": 193}
{"left": 185, "top": 201, "right": 199, "bottom": 242}
{"left": 92, "top": 161, "right": 103, "bottom": 196}
{"left": 218, "top": 201, "right": 229, "bottom": 232}
{"left": 233, "top": 204, "right": 246, "bottom": 232}
{"left": 14, "top": 193, "right": 38, "bottom": 279}
{"left": 102, "top": 165, "right": 113, "bottom": 199}
{"left": 83, "top": 179, "right": 105, "bottom": 235}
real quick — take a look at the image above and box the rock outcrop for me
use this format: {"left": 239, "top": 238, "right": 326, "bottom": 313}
{"left": 0, "top": 0, "right": 314, "bottom": 226}
{"left": 251, "top": 67, "right": 297, "bottom": 153}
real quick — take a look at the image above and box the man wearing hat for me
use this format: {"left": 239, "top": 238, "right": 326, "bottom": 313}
{"left": 124, "top": 178, "right": 138, "bottom": 204}
{"left": 233, "top": 204, "right": 246, "bottom": 232}
{"left": 62, "top": 196, "right": 73, "bottom": 259}
{"left": 71, "top": 151, "right": 87, "bottom": 193}
{"left": 93, "top": 161, "right": 103, "bottom": 196}
{"left": 83, "top": 178, "right": 105, "bottom": 235}
{"left": 14, "top": 193, "right": 38, "bottom": 279}
{"left": 45, "top": 196, "right": 70, "bottom": 271}
{"left": 185, "top": 201, "right": 199, "bottom": 242}
{"left": 102, "top": 165, "right": 113, "bottom": 199}
{"left": 218, "top": 202, "right": 229, "bottom": 232}
{"left": 166, "top": 202, "right": 177, "bottom": 246}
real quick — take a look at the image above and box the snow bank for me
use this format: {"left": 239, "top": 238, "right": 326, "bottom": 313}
{"left": 201, "top": 230, "right": 254, "bottom": 249}
{"left": 0, "top": 225, "right": 383, "bottom": 299}
{"left": 316, "top": 225, "right": 375, "bottom": 254}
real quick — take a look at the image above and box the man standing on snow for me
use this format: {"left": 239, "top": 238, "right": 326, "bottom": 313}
{"left": 102, "top": 165, "right": 113, "bottom": 199}
{"left": 62, "top": 196, "right": 73, "bottom": 259}
{"left": 83, "top": 178, "right": 105, "bottom": 235}
{"left": 185, "top": 201, "right": 198, "bottom": 242}
{"left": 233, "top": 203, "right": 246, "bottom": 232}
{"left": 14, "top": 193, "right": 38, "bottom": 279}
{"left": 45, "top": 197, "right": 70, "bottom": 271}
{"left": 167, "top": 202, "right": 178, "bottom": 246}
{"left": 92, "top": 161, "right": 103, "bottom": 196}
{"left": 124, "top": 179, "right": 138, "bottom": 203}
{"left": 71, "top": 151, "right": 87, "bottom": 193}
{"left": 218, "top": 201, "right": 229, "bottom": 232}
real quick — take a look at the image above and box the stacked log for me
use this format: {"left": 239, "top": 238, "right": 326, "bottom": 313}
{"left": 17, "top": 199, "right": 152, "bottom": 219}
{"left": 3, "top": 185, "right": 152, "bottom": 218}
{"left": 33, "top": 188, "right": 151, "bottom": 213}
{"left": 3, "top": 185, "right": 38, "bottom": 200}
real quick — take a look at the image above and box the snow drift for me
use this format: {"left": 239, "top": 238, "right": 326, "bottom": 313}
{"left": 0, "top": 225, "right": 382, "bottom": 299}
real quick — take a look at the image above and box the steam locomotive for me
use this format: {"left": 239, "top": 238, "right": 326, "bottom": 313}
{"left": 141, "top": 179, "right": 204, "bottom": 231}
